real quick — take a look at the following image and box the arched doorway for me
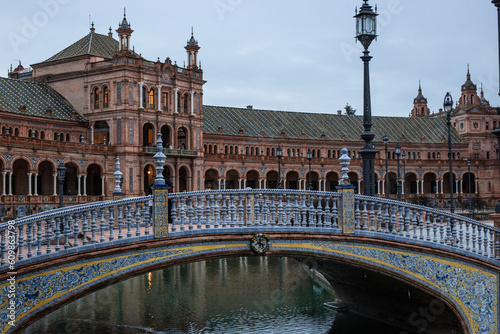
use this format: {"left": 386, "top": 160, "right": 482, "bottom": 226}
{"left": 204, "top": 169, "right": 219, "bottom": 190}
{"left": 423, "top": 172, "right": 437, "bottom": 195}
{"left": 161, "top": 125, "right": 171, "bottom": 149}
{"left": 326, "top": 172, "right": 339, "bottom": 192}
{"left": 144, "top": 165, "right": 154, "bottom": 195}
{"left": 177, "top": 127, "right": 188, "bottom": 150}
{"left": 388, "top": 172, "right": 397, "bottom": 195}
{"left": 305, "top": 171, "right": 319, "bottom": 191}
{"left": 12, "top": 159, "right": 29, "bottom": 195}
{"left": 178, "top": 166, "right": 189, "bottom": 192}
{"left": 37, "top": 161, "right": 54, "bottom": 195}
{"left": 143, "top": 123, "right": 155, "bottom": 147}
{"left": 406, "top": 172, "right": 418, "bottom": 195}
{"left": 286, "top": 171, "right": 299, "bottom": 190}
{"left": 266, "top": 171, "right": 278, "bottom": 189}
{"left": 64, "top": 163, "right": 79, "bottom": 195}
{"left": 86, "top": 164, "right": 102, "bottom": 196}
{"left": 246, "top": 170, "right": 259, "bottom": 189}
{"left": 226, "top": 169, "right": 239, "bottom": 189}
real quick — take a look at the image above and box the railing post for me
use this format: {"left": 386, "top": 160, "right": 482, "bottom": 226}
{"left": 337, "top": 148, "right": 356, "bottom": 234}
{"left": 153, "top": 131, "right": 169, "bottom": 238}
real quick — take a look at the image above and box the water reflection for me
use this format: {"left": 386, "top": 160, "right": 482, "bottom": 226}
{"left": 24, "top": 256, "right": 402, "bottom": 334}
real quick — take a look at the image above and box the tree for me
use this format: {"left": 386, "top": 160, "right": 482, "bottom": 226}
{"left": 344, "top": 103, "right": 356, "bottom": 115}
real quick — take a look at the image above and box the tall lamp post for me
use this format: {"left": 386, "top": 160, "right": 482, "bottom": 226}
{"left": 444, "top": 92, "right": 454, "bottom": 213}
{"left": 277, "top": 145, "right": 283, "bottom": 189}
{"left": 467, "top": 160, "right": 473, "bottom": 218}
{"left": 383, "top": 135, "right": 389, "bottom": 199}
{"left": 402, "top": 151, "right": 406, "bottom": 202}
{"left": 355, "top": 0, "right": 378, "bottom": 197}
{"left": 57, "top": 163, "right": 66, "bottom": 208}
{"left": 307, "top": 149, "right": 313, "bottom": 190}
{"left": 492, "top": 0, "right": 500, "bottom": 213}
{"left": 395, "top": 143, "right": 401, "bottom": 202}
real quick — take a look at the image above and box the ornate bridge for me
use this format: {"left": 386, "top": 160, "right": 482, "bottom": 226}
{"left": 0, "top": 188, "right": 498, "bottom": 333}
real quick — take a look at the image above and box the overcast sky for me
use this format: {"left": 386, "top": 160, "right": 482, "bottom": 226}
{"left": 1, "top": 0, "right": 498, "bottom": 117}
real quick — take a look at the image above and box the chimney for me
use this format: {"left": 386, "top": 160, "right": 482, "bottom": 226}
{"left": 247, "top": 105, "right": 253, "bottom": 110}
{"left": 337, "top": 110, "right": 342, "bottom": 115}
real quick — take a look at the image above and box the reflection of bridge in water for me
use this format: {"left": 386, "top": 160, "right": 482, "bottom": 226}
{"left": 0, "top": 187, "right": 499, "bottom": 334}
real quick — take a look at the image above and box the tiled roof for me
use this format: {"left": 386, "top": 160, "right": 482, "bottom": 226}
{"left": 44, "top": 32, "right": 118, "bottom": 62}
{"left": 203, "top": 105, "right": 464, "bottom": 144}
{"left": 0, "top": 77, "right": 85, "bottom": 122}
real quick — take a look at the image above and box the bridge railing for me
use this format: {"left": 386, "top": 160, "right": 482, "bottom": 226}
{"left": 0, "top": 196, "right": 153, "bottom": 270}
{"left": 1, "top": 189, "right": 499, "bottom": 272}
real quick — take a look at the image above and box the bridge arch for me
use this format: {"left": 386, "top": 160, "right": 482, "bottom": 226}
{"left": 1, "top": 232, "right": 491, "bottom": 334}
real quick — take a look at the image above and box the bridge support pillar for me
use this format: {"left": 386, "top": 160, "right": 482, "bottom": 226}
{"left": 336, "top": 184, "right": 356, "bottom": 234}
{"left": 153, "top": 185, "right": 169, "bottom": 238}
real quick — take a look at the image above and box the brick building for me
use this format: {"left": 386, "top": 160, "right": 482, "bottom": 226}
{"left": 0, "top": 15, "right": 499, "bottom": 218}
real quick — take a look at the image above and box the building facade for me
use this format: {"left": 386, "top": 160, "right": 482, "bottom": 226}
{"left": 0, "top": 15, "right": 499, "bottom": 218}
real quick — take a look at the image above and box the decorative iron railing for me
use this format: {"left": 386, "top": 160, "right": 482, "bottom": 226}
{"left": 1, "top": 189, "right": 499, "bottom": 272}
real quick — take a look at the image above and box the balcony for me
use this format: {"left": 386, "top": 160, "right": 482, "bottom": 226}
{"left": 142, "top": 146, "right": 197, "bottom": 157}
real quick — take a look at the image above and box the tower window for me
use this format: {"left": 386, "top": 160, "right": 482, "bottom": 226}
{"left": 103, "top": 86, "right": 109, "bottom": 108}
{"left": 162, "top": 92, "right": 168, "bottom": 111}
{"left": 93, "top": 87, "right": 100, "bottom": 109}
{"left": 149, "top": 89, "right": 155, "bottom": 109}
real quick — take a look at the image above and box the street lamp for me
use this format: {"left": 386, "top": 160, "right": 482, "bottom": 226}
{"left": 307, "top": 149, "right": 313, "bottom": 190}
{"left": 395, "top": 143, "right": 401, "bottom": 202}
{"left": 492, "top": 1, "right": 500, "bottom": 213}
{"left": 277, "top": 145, "right": 283, "bottom": 189}
{"left": 444, "top": 92, "right": 454, "bottom": 213}
{"left": 467, "top": 160, "right": 473, "bottom": 219}
{"left": 383, "top": 135, "right": 389, "bottom": 199}
{"left": 355, "top": 0, "right": 378, "bottom": 197}
{"left": 57, "top": 163, "right": 66, "bottom": 208}
{"left": 402, "top": 151, "right": 406, "bottom": 202}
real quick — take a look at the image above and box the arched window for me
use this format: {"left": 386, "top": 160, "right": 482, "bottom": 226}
{"left": 40, "top": 131, "right": 45, "bottom": 139}
{"left": 432, "top": 152, "right": 435, "bottom": 160}
{"left": 14, "top": 128, "right": 19, "bottom": 136}
{"left": 250, "top": 147, "right": 254, "bottom": 155}
{"left": 229, "top": 146, "right": 233, "bottom": 155}
{"left": 267, "top": 148, "right": 270, "bottom": 156}
{"left": 162, "top": 92, "right": 168, "bottom": 111}
{"left": 142, "top": 86, "right": 147, "bottom": 108}
{"left": 255, "top": 147, "right": 259, "bottom": 156}
{"left": 54, "top": 132, "right": 58, "bottom": 141}
{"left": 437, "top": 152, "right": 441, "bottom": 160}
{"left": 225, "top": 146, "right": 228, "bottom": 154}
{"left": 177, "top": 91, "right": 182, "bottom": 113}
{"left": 103, "top": 86, "right": 109, "bottom": 108}
{"left": 66, "top": 134, "right": 70, "bottom": 142}
{"left": 471, "top": 94, "right": 474, "bottom": 104}
{"left": 93, "top": 87, "right": 100, "bottom": 109}
{"left": 149, "top": 89, "right": 155, "bottom": 109}
{"left": 183, "top": 94, "right": 189, "bottom": 114}
{"left": 28, "top": 129, "right": 33, "bottom": 138}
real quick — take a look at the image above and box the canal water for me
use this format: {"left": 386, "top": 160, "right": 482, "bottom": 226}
{"left": 24, "top": 257, "right": 404, "bottom": 333}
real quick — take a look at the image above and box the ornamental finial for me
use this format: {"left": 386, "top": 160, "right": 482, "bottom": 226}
{"left": 339, "top": 148, "right": 351, "bottom": 185}
{"left": 153, "top": 132, "right": 166, "bottom": 185}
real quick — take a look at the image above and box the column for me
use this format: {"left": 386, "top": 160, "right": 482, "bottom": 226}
{"left": 263, "top": 180, "right": 267, "bottom": 189}
{"left": 243, "top": 179, "right": 247, "bottom": 189}
{"left": 91, "top": 125, "right": 94, "bottom": 144}
{"left": 101, "top": 175, "right": 105, "bottom": 196}
{"left": 2, "top": 172, "right": 6, "bottom": 195}
{"left": 440, "top": 180, "right": 444, "bottom": 194}
{"left": 460, "top": 180, "right": 463, "bottom": 194}
{"left": 174, "top": 88, "right": 179, "bottom": 113}
{"left": 357, "top": 180, "right": 361, "bottom": 193}
{"left": 475, "top": 179, "right": 478, "bottom": 194}
{"left": 416, "top": 180, "right": 420, "bottom": 195}
{"left": 455, "top": 180, "right": 459, "bottom": 194}
{"left": 190, "top": 91, "right": 195, "bottom": 115}
{"left": 421, "top": 180, "right": 424, "bottom": 195}
{"left": 139, "top": 82, "right": 144, "bottom": 109}
{"left": 8, "top": 172, "right": 12, "bottom": 195}
{"left": 381, "top": 180, "right": 385, "bottom": 195}
{"left": 77, "top": 175, "right": 82, "bottom": 196}
{"left": 52, "top": 172, "right": 57, "bottom": 196}
{"left": 238, "top": 179, "right": 242, "bottom": 189}
{"left": 157, "top": 85, "right": 162, "bottom": 111}
{"left": 377, "top": 180, "right": 381, "bottom": 195}
{"left": 28, "top": 173, "right": 32, "bottom": 196}
{"left": 402, "top": 180, "right": 405, "bottom": 195}
{"left": 83, "top": 175, "right": 87, "bottom": 196}
{"left": 34, "top": 173, "right": 38, "bottom": 196}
